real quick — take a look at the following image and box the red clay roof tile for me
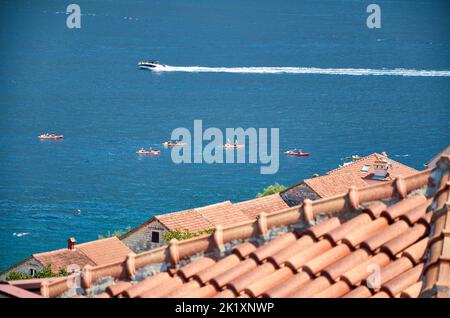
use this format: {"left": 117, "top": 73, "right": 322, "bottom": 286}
{"left": 371, "top": 291, "right": 391, "bottom": 298}
{"left": 177, "top": 257, "right": 216, "bottom": 280}
{"left": 155, "top": 209, "right": 213, "bottom": 232}
{"left": 165, "top": 280, "right": 202, "bottom": 298}
{"left": 262, "top": 271, "right": 312, "bottom": 298}
{"left": 342, "top": 217, "right": 389, "bottom": 248}
{"left": 327, "top": 153, "right": 418, "bottom": 181}
{"left": 76, "top": 237, "right": 132, "bottom": 265}
{"left": 399, "top": 201, "right": 430, "bottom": 225}
{"left": 251, "top": 233, "right": 297, "bottom": 263}
{"left": 340, "top": 253, "right": 391, "bottom": 286}
{"left": 382, "top": 263, "right": 424, "bottom": 297}
{"left": 303, "top": 172, "right": 368, "bottom": 198}
{"left": 106, "top": 281, "right": 132, "bottom": 297}
{"left": 288, "top": 276, "right": 332, "bottom": 298}
{"left": 315, "top": 281, "right": 352, "bottom": 298}
{"left": 400, "top": 237, "right": 429, "bottom": 265}
{"left": 360, "top": 220, "right": 410, "bottom": 252}
{"left": 400, "top": 281, "right": 423, "bottom": 298}
{"left": 226, "top": 262, "right": 276, "bottom": 294}
{"left": 234, "top": 194, "right": 289, "bottom": 219}
{"left": 268, "top": 235, "right": 315, "bottom": 266}
{"left": 363, "top": 203, "right": 388, "bottom": 219}
{"left": 285, "top": 240, "right": 333, "bottom": 272}
{"left": 304, "top": 217, "right": 341, "bottom": 240}
{"left": 381, "top": 195, "right": 427, "bottom": 222}
{"left": 380, "top": 223, "right": 428, "bottom": 258}
{"left": 376, "top": 257, "right": 414, "bottom": 287}
{"left": 321, "top": 249, "right": 370, "bottom": 281}
{"left": 342, "top": 285, "right": 372, "bottom": 298}
{"left": 195, "top": 201, "right": 251, "bottom": 227}
{"left": 139, "top": 275, "right": 184, "bottom": 298}
{"left": 193, "top": 254, "right": 241, "bottom": 284}
{"left": 232, "top": 242, "right": 257, "bottom": 258}
{"left": 303, "top": 244, "right": 352, "bottom": 276}
{"left": 213, "top": 289, "right": 236, "bottom": 298}
{"left": 32, "top": 236, "right": 132, "bottom": 272}
{"left": 123, "top": 272, "right": 172, "bottom": 298}
{"left": 244, "top": 267, "right": 294, "bottom": 297}
{"left": 210, "top": 258, "right": 258, "bottom": 289}
{"left": 324, "top": 213, "right": 373, "bottom": 244}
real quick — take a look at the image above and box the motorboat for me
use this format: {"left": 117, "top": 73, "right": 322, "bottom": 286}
{"left": 162, "top": 140, "right": 187, "bottom": 147}
{"left": 38, "top": 133, "right": 64, "bottom": 140}
{"left": 284, "top": 149, "right": 310, "bottom": 157}
{"left": 138, "top": 60, "right": 165, "bottom": 70}
{"left": 136, "top": 148, "right": 160, "bottom": 155}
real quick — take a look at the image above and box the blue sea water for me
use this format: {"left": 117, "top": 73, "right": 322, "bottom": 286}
{"left": 0, "top": 0, "right": 449, "bottom": 271}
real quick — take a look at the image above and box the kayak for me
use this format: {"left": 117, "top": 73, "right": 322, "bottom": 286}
{"left": 38, "top": 134, "right": 64, "bottom": 139}
{"left": 223, "top": 143, "right": 244, "bottom": 149}
{"left": 136, "top": 149, "right": 160, "bottom": 155}
{"left": 284, "top": 150, "right": 310, "bottom": 157}
{"left": 162, "top": 141, "right": 187, "bottom": 147}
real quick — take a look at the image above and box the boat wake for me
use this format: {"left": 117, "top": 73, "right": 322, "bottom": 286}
{"left": 153, "top": 65, "right": 450, "bottom": 77}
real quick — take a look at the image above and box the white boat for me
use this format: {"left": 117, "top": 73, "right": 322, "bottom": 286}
{"left": 138, "top": 60, "right": 165, "bottom": 70}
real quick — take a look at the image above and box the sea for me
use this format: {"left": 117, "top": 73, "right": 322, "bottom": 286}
{"left": 0, "top": 0, "right": 449, "bottom": 271}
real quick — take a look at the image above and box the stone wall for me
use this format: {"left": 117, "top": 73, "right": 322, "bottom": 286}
{"left": 0, "top": 257, "right": 43, "bottom": 281}
{"left": 121, "top": 219, "right": 168, "bottom": 253}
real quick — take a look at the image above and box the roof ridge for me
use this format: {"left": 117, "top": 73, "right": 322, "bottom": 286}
{"left": 326, "top": 153, "right": 379, "bottom": 175}
{"left": 33, "top": 236, "right": 120, "bottom": 258}
{"left": 304, "top": 170, "right": 359, "bottom": 182}
{"left": 193, "top": 200, "right": 233, "bottom": 211}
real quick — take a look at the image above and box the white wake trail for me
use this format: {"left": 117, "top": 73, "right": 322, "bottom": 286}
{"left": 153, "top": 65, "right": 450, "bottom": 77}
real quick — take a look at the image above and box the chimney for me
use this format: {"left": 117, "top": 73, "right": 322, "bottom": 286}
{"left": 381, "top": 151, "right": 388, "bottom": 157}
{"left": 67, "top": 237, "right": 76, "bottom": 250}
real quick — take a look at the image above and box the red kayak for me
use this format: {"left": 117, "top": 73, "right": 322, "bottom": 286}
{"left": 284, "top": 150, "right": 310, "bottom": 157}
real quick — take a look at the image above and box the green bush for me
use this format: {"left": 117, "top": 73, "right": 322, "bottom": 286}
{"left": 163, "top": 229, "right": 214, "bottom": 243}
{"left": 256, "top": 182, "right": 287, "bottom": 198}
{"left": 6, "top": 264, "right": 67, "bottom": 281}
{"left": 98, "top": 226, "right": 132, "bottom": 239}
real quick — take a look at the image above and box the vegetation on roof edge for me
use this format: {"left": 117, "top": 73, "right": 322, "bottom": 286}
{"left": 256, "top": 182, "right": 287, "bottom": 198}
{"left": 6, "top": 264, "right": 67, "bottom": 281}
{"left": 163, "top": 228, "right": 214, "bottom": 242}
{"left": 98, "top": 226, "right": 132, "bottom": 240}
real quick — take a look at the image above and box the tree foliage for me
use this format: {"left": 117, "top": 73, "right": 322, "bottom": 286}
{"left": 256, "top": 182, "right": 287, "bottom": 198}
{"left": 98, "top": 226, "right": 132, "bottom": 239}
{"left": 6, "top": 264, "right": 67, "bottom": 281}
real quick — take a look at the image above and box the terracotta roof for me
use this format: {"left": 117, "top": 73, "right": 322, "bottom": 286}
{"left": 33, "top": 237, "right": 132, "bottom": 272}
{"left": 422, "top": 171, "right": 450, "bottom": 298}
{"left": 327, "top": 153, "right": 418, "bottom": 182}
{"left": 155, "top": 208, "right": 215, "bottom": 232}
{"left": 76, "top": 237, "right": 133, "bottom": 265}
{"left": 195, "top": 201, "right": 251, "bottom": 227}
{"left": 155, "top": 201, "right": 252, "bottom": 232}
{"left": 87, "top": 195, "right": 433, "bottom": 298}
{"left": 38, "top": 155, "right": 450, "bottom": 298}
{"left": 427, "top": 144, "right": 450, "bottom": 169}
{"left": 33, "top": 249, "right": 95, "bottom": 273}
{"left": 0, "top": 282, "right": 42, "bottom": 298}
{"left": 303, "top": 172, "right": 368, "bottom": 198}
{"left": 233, "top": 194, "right": 289, "bottom": 220}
